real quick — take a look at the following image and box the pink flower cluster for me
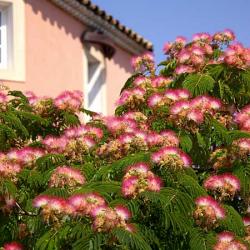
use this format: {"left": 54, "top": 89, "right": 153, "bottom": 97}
{"left": 33, "top": 193, "right": 134, "bottom": 233}
{"left": 33, "top": 195, "right": 75, "bottom": 225}
{"left": 147, "top": 89, "right": 190, "bottom": 108}
{"left": 90, "top": 205, "right": 134, "bottom": 233}
{"left": 3, "top": 242, "right": 23, "bottom": 250}
{"left": 0, "top": 147, "right": 45, "bottom": 181}
{"left": 163, "top": 30, "right": 250, "bottom": 74}
{"left": 132, "top": 76, "right": 173, "bottom": 89}
{"left": 121, "top": 162, "right": 162, "bottom": 198}
{"left": 170, "top": 95, "right": 222, "bottom": 125}
{"left": 213, "top": 232, "right": 248, "bottom": 250}
{"left": 204, "top": 173, "right": 240, "bottom": 200}
{"left": 213, "top": 29, "right": 235, "bottom": 42}
{"left": 131, "top": 52, "right": 155, "bottom": 73}
{"left": 54, "top": 90, "right": 83, "bottom": 112}
{"left": 49, "top": 166, "right": 85, "bottom": 188}
{"left": 116, "top": 87, "right": 145, "bottom": 108}
{"left": 42, "top": 125, "right": 99, "bottom": 161}
{"left": 64, "top": 125, "right": 103, "bottom": 140}
{"left": 194, "top": 196, "right": 225, "bottom": 230}
{"left": 0, "top": 90, "right": 8, "bottom": 108}
{"left": 0, "top": 194, "right": 16, "bottom": 214}
{"left": 234, "top": 105, "right": 250, "bottom": 132}
{"left": 151, "top": 146, "right": 191, "bottom": 170}
{"left": 98, "top": 126, "right": 179, "bottom": 161}
{"left": 26, "top": 90, "right": 83, "bottom": 114}
{"left": 232, "top": 138, "right": 250, "bottom": 159}
{"left": 224, "top": 43, "right": 250, "bottom": 68}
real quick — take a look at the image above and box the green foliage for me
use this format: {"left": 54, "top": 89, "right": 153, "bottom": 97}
{"left": 183, "top": 74, "right": 215, "bottom": 96}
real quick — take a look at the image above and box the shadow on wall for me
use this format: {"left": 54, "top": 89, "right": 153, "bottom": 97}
{"left": 25, "top": 0, "right": 134, "bottom": 74}
{"left": 25, "top": 0, "right": 83, "bottom": 40}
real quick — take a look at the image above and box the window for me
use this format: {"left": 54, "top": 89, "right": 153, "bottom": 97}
{"left": 0, "top": 0, "right": 25, "bottom": 82}
{"left": 84, "top": 46, "right": 107, "bottom": 115}
{"left": 0, "top": 6, "right": 8, "bottom": 69}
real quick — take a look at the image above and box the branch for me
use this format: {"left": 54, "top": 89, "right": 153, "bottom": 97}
{"left": 15, "top": 202, "right": 38, "bottom": 216}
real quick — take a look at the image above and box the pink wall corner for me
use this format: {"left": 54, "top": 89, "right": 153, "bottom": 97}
{"left": 6, "top": 0, "right": 85, "bottom": 97}
{"left": 25, "top": 0, "right": 84, "bottom": 96}
{"left": 4, "top": 0, "right": 136, "bottom": 115}
{"left": 106, "top": 45, "right": 133, "bottom": 114}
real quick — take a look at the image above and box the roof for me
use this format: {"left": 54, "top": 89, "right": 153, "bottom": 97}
{"left": 50, "top": 0, "right": 153, "bottom": 54}
{"left": 78, "top": 0, "right": 153, "bottom": 51}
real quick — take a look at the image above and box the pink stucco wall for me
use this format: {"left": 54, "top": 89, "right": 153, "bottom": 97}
{"left": 4, "top": 0, "right": 135, "bottom": 114}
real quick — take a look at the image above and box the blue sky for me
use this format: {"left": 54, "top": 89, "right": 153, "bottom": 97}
{"left": 91, "top": 0, "right": 250, "bottom": 62}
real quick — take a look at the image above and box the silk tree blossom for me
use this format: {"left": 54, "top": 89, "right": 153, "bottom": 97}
{"left": 203, "top": 173, "right": 240, "bottom": 200}
{"left": 91, "top": 205, "right": 133, "bottom": 232}
{"left": 147, "top": 93, "right": 165, "bottom": 108}
{"left": 123, "top": 111, "right": 147, "bottom": 126}
{"left": 192, "top": 32, "right": 212, "bottom": 43}
{"left": 33, "top": 195, "right": 75, "bottom": 224}
{"left": 116, "top": 87, "right": 145, "bottom": 108}
{"left": 163, "top": 42, "right": 173, "bottom": 54}
{"left": 190, "top": 96, "right": 222, "bottom": 112}
{"left": 175, "top": 65, "right": 195, "bottom": 75}
{"left": 131, "top": 52, "right": 155, "bottom": 73}
{"left": 213, "top": 231, "right": 248, "bottom": 250}
{"left": 133, "top": 76, "right": 151, "bottom": 88}
{"left": 164, "top": 89, "right": 191, "bottom": 101}
{"left": 3, "top": 242, "right": 23, "bottom": 250}
{"left": 193, "top": 196, "right": 225, "bottom": 230}
{"left": 234, "top": 104, "right": 250, "bottom": 132}
{"left": 43, "top": 134, "right": 95, "bottom": 162}
{"left": 49, "top": 166, "right": 85, "bottom": 188}
{"left": 160, "top": 130, "right": 180, "bottom": 147}
{"left": 177, "top": 50, "right": 191, "bottom": 64}
{"left": 169, "top": 96, "right": 222, "bottom": 128}
{"left": 68, "top": 192, "right": 107, "bottom": 216}
{"left": 232, "top": 138, "right": 250, "bottom": 158}
{"left": 64, "top": 125, "right": 103, "bottom": 140}
{"left": 151, "top": 76, "right": 173, "bottom": 88}
{"left": 0, "top": 194, "right": 16, "bottom": 214}
{"left": 54, "top": 90, "right": 83, "bottom": 112}
{"left": 121, "top": 162, "right": 162, "bottom": 198}
{"left": 0, "top": 147, "right": 45, "bottom": 181}
{"left": 151, "top": 146, "right": 192, "bottom": 170}
{"left": 7, "top": 147, "right": 45, "bottom": 166}
{"left": 213, "top": 29, "right": 235, "bottom": 42}
{"left": 103, "top": 116, "right": 137, "bottom": 135}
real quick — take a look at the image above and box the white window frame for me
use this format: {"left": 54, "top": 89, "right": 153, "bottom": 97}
{"left": 0, "top": 0, "right": 25, "bottom": 82}
{"left": 0, "top": 6, "right": 8, "bottom": 69}
{"left": 83, "top": 45, "right": 107, "bottom": 115}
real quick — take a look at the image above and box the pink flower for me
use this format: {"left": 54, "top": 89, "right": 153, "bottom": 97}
{"left": 49, "top": 166, "right": 85, "bottom": 188}
{"left": 170, "top": 100, "right": 190, "bottom": 114}
{"left": 151, "top": 76, "right": 172, "bottom": 88}
{"left": 175, "top": 65, "right": 194, "bottom": 75}
{"left": 175, "top": 36, "right": 187, "bottom": 46}
{"left": 192, "top": 32, "right": 211, "bottom": 43}
{"left": 187, "top": 109, "right": 204, "bottom": 124}
{"left": 147, "top": 175, "right": 162, "bottom": 191}
{"left": 3, "top": 242, "right": 23, "bottom": 250}
{"left": 163, "top": 42, "right": 173, "bottom": 54}
{"left": 114, "top": 205, "right": 131, "bottom": 220}
{"left": 147, "top": 93, "right": 164, "bottom": 107}
{"left": 195, "top": 196, "right": 225, "bottom": 219}
{"left": 133, "top": 76, "right": 151, "bottom": 87}
{"left": 33, "top": 195, "right": 50, "bottom": 208}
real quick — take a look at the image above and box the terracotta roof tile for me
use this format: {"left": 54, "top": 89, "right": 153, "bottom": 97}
{"left": 77, "top": 0, "right": 153, "bottom": 51}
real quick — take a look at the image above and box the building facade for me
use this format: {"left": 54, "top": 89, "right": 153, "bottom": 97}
{"left": 0, "top": 0, "right": 152, "bottom": 114}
